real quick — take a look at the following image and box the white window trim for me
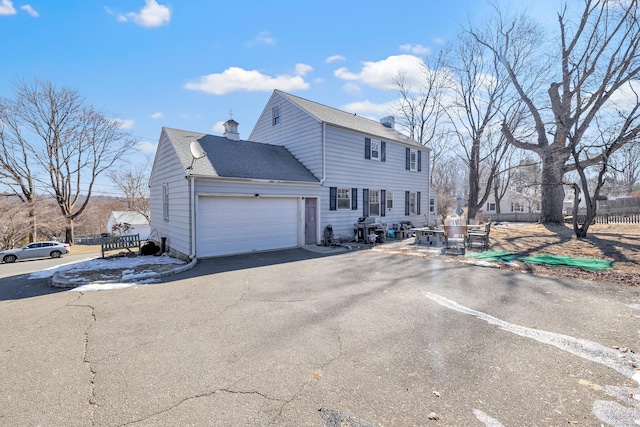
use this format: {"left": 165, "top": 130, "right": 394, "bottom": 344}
{"left": 409, "top": 149, "right": 417, "bottom": 171}
{"left": 409, "top": 191, "right": 417, "bottom": 215}
{"left": 386, "top": 190, "right": 393, "bottom": 210}
{"left": 272, "top": 106, "right": 280, "bottom": 126}
{"left": 371, "top": 141, "right": 380, "bottom": 161}
{"left": 429, "top": 197, "right": 435, "bottom": 213}
{"left": 163, "top": 183, "right": 169, "bottom": 221}
{"left": 337, "top": 188, "right": 351, "bottom": 210}
{"left": 369, "top": 190, "right": 380, "bottom": 216}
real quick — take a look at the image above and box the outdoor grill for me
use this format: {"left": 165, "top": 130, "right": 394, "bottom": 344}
{"left": 354, "top": 217, "right": 387, "bottom": 243}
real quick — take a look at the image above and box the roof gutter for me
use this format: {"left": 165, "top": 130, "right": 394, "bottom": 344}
{"left": 184, "top": 174, "right": 321, "bottom": 186}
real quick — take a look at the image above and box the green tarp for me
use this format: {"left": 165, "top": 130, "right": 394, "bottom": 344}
{"left": 465, "top": 251, "right": 613, "bottom": 271}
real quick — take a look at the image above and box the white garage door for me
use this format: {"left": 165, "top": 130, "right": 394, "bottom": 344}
{"left": 197, "top": 196, "right": 299, "bottom": 257}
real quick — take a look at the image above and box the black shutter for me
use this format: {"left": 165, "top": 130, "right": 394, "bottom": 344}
{"left": 363, "top": 188, "right": 370, "bottom": 217}
{"left": 406, "top": 148, "right": 410, "bottom": 170}
{"left": 381, "top": 141, "right": 386, "bottom": 162}
{"left": 418, "top": 151, "right": 422, "bottom": 171}
{"left": 365, "top": 138, "right": 371, "bottom": 159}
{"left": 330, "top": 187, "right": 337, "bottom": 211}
{"left": 352, "top": 188, "right": 358, "bottom": 210}
{"left": 405, "top": 191, "right": 410, "bottom": 215}
{"left": 381, "top": 190, "right": 386, "bottom": 217}
{"left": 417, "top": 191, "right": 421, "bottom": 215}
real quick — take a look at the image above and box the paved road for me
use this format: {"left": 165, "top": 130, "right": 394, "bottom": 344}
{"left": 1, "top": 248, "right": 639, "bottom": 426}
{"left": 0, "top": 252, "right": 101, "bottom": 300}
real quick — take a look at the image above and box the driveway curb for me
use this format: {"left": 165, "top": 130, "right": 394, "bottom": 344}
{"left": 50, "top": 258, "right": 198, "bottom": 288}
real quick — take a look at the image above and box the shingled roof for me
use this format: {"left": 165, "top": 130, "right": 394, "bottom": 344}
{"left": 163, "top": 127, "right": 319, "bottom": 183}
{"left": 275, "top": 90, "right": 421, "bottom": 147}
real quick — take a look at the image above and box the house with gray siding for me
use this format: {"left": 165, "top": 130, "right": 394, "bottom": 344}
{"left": 249, "top": 90, "right": 434, "bottom": 241}
{"left": 149, "top": 90, "right": 433, "bottom": 260}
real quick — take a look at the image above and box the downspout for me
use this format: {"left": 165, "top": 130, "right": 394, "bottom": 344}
{"left": 190, "top": 175, "right": 196, "bottom": 259}
{"left": 321, "top": 122, "right": 326, "bottom": 184}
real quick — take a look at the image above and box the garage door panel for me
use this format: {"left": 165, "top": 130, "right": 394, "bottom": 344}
{"left": 197, "top": 197, "right": 298, "bottom": 257}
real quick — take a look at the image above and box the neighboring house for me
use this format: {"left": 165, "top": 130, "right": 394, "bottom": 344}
{"left": 149, "top": 90, "right": 433, "bottom": 260}
{"left": 483, "top": 189, "right": 540, "bottom": 215}
{"left": 107, "top": 211, "right": 151, "bottom": 240}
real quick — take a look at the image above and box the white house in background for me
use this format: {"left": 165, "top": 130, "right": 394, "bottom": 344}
{"left": 148, "top": 90, "right": 433, "bottom": 260}
{"left": 482, "top": 189, "right": 540, "bottom": 215}
{"left": 107, "top": 211, "right": 150, "bottom": 240}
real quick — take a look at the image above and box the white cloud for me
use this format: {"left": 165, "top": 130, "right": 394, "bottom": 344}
{"left": 433, "top": 37, "right": 445, "bottom": 45}
{"left": 247, "top": 31, "right": 275, "bottom": 46}
{"left": 342, "top": 82, "right": 362, "bottom": 95}
{"left": 334, "top": 54, "right": 426, "bottom": 91}
{"left": 115, "top": 0, "right": 171, "bottom": 28}
{"left": 212, "top": 121, "right": 226, "bottom": 134}
{"left": 326, "top": 55, "right": 346, "bottom": 63}
{"left": 400, "top": 43, "right": 431, "bottom": 56}
{"left": 295, "top": 63, "right": 313, "bottom": 76}
{"left": 150, "top": 112, "right": 163, "bottom": 119}
{"left": 184, "top": 66, "right": 310, "bottom": 95}
{"left": 0, "top": 0, "right": 16, "bottom": 15}
{"left": 113, "top": 118, "right": 135, "bottom": 129}
{"left": 341, "top": 99, "right": 396, "bottom": 118}
{"left": 21, "top": 4, "right": 38, "bottom": 17}
{"left": 136, "top": 141, "right": 157, "bottom": 153}
{"left": 605, "top": 80, "right": 640, "bottom": 111}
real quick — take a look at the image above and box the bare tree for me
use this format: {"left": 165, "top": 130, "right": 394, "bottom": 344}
{"left": 108, "top": 165, "right": 150, "bottom": 222}
{"left": 570, "top": 96, "right": 640, "bottom": 236}
{"left": 0, "top": 195, "right": 31, "bottom": 250}
{"left": 444, "top": 29, "right": 521, "bottom": 219}
{"left": 1, "top": 79, "right": 138, "bottom": 244}
{"left": 394, "top": 52, "right": 450, "bottom": 182}
{"left": 0, "top": 98, "right": 38, "bottom": 241}
{"left": 474, "top": 0, "right": 640, "bottom": 223}
{"left": 608, "top": 141, "right": 640, "bottom": 195}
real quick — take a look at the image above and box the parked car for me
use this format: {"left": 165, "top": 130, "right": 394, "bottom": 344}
{"left": 0, "top": 241, "right": 70, "bottom": 263}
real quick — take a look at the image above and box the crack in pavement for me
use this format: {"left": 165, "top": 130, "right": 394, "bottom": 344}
{"left": 269, "top": 326, "right": 345, "bottom": 425}
{"left": 67, "top": 294, "right": 98, "bottom": 427}
{"left": 117, "top": 387, "right": 287, "bottom": 426}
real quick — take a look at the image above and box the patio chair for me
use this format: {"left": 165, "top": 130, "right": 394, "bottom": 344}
{"left": 443, "top": 225, "right": 467, "bottom": 254}
{"left": 466, "top": 220, "right": 491, "bottom": 251}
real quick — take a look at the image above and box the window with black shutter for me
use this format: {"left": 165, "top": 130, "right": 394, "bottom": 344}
{"left": 330, "top": 187, "right": 337, "bottom": 211}
{"left": 380, "top": 190, "right": 386, "bottom": 217}
{"left": 365, "top": 138, "right": 371, "bottom": 159}
{"left": 363, "top": 188, "right": 370, "bottom": 217}
{"left": 417, "top": 191, "right": 421, "bottom": 214}
{"left": 405, "top": 191, "right": 410, "bottom": 215}
{"left": 352, "top": 188, "right": 358, "bottom": 210}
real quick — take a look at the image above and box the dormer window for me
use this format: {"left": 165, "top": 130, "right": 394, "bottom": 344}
{"left": 272, "top": 106, "right": 280, "bottom": 126}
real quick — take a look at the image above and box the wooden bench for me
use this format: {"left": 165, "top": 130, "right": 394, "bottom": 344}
{"left": 101, "top": 234, "right": 141, "bottom": 258}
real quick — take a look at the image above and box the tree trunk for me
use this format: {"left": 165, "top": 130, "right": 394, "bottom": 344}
{"left": 65, "top": 219, "right": 74, "bottom": 245}
{"left": 540, "top": 147, "right": 569, "bottom": 223}
{"left": 29, "top": 207, "right": 37, "bottom": 243}
{"left": 467, "top": 141, "right": 481, "bottom": 219}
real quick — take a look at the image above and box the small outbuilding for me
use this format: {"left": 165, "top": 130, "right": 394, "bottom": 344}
{"left": 107, "top": 211, "right": 151, "bottom": 240}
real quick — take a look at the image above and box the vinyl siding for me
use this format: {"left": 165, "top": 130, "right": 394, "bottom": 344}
{"left": 322, "top": 125, "right": 431, "bottom": 239}
{"left": 249, "top": 92, "right": 323, "bottom": 179}
{"left": 149, "top": 131, "right": 192, "bottom": 258}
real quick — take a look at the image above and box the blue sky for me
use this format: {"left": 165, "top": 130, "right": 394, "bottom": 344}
{"left": 0, "top": 0, "right": 558, "bottom": 195}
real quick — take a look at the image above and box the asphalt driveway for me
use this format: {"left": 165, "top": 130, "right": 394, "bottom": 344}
{"left": 1, "top": 248, "right": 639, "bottom": 426}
